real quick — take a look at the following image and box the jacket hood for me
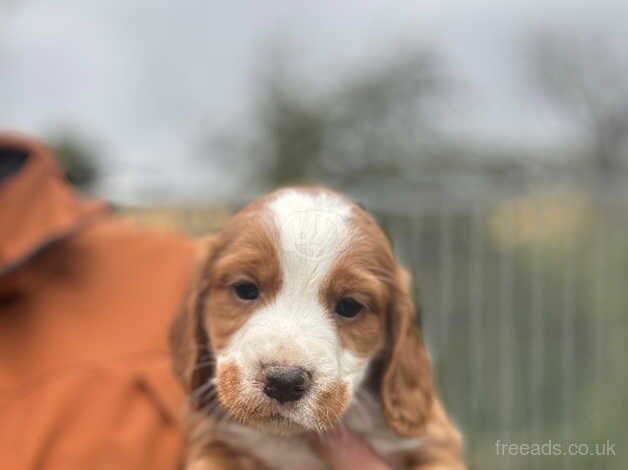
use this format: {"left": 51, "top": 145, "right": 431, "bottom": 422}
{"left": 0, "top": 132, "right": 109, "bottom": 280}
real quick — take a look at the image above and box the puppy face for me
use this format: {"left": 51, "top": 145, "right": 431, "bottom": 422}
{"left": 172, "top": 187, "right": 433, "bottom": 437}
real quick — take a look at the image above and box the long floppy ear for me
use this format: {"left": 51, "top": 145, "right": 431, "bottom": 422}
{"left": 170, "top": 236, "right": 220, "bottom": 405}
{"left": 381, "top": 265, "right": 434, "bottom": 437}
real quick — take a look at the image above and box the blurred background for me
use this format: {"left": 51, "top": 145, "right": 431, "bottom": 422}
{"left": 1, "top": 0, "right": 627, "bottom": 468}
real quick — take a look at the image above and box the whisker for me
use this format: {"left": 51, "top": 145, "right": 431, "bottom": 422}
{"left": 192, "top": 360, "right": 216, "bottom": 370}
{"left": 174, "top": 343, "right": 215, "bottom": 355}
{"left": 192, "top": 381, "right": 216, "bottom": 401}
{"left": 199, "top": 400, "right": 222, "bottom": 417}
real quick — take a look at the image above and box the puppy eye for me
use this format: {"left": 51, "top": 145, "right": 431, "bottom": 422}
{"left": 334, "top": 297, "right": 364, "bottom": 318}
{"left": 232, "top": 282, "right": 259, "bottom": 301}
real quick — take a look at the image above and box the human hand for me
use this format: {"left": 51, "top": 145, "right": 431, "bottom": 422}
{"left": 307, "top": 427, "right": 391, "bottom": 470}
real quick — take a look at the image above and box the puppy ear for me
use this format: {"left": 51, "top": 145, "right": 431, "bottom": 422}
{"left": 381, "top": 265, "right": 434, "bottom": 437}
{"left": 170, "top": 236, "right": 219, "bottom": 403}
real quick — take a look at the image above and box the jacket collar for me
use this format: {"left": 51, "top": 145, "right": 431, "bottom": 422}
{"left": 0, "top": 132, "right": 109, "bottom": 279}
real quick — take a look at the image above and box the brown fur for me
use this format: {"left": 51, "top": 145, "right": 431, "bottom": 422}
{"left": 322, "top": 263, "right": 388, "bottom": 357}
{"left": 315, "top": 381, "right": 350, "bottom": 429}
{"left": 380, "top": 265, "right": 434, "bottom": 437}
{"left": 186, "top": 440, "right": 269, "bottom": 470}
{"left": 170, "top": 204, "right": 282, "bottom": 393}
{"left": 329, "top": 203, "right": 438, "bottom": 438}
{"left": 206, "top": 202, "right": 282, "bottom": 351}
{"left": 215, "top": 362, "right": 286, "bottom": 427}
{"left": 170, "top": 236, "right": 221, "bottom": 395}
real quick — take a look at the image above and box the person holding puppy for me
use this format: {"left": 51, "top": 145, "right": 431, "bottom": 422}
{"left": 0, "top": 133, "right": 394, "bottom": 470}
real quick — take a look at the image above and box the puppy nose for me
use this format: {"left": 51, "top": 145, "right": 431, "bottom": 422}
{"left": 262, "top": 365, "right": 311, "bottom": 404}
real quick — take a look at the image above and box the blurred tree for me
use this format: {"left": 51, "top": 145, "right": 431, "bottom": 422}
{"left": 527, "top": 31, "right": 628, "bottom": 176}
{"left": 49, "top": 134, "right": 100, "bottom": 190}
{"left": 256, "top": 71, "right": 327, "bottom": 186}
{"left": 211, "top": 46, "right": 449, "bottom": 192}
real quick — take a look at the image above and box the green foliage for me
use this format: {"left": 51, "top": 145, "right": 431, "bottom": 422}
{"left": 50, "top": 135, "right": 99, "bottom": 190}
{"left": 528, "top": 31, "right": 628, "bottom": 175}
{"left": 215, "top": 48, "right": 448, "bottom": 191}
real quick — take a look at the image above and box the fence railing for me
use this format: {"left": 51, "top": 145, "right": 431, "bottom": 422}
{"left": 370, "top": 182, "right": 626, "bottom": 470}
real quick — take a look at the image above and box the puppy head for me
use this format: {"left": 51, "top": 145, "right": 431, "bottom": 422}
{"left": 171, "top": 187, "right": 433, "bottom": 436}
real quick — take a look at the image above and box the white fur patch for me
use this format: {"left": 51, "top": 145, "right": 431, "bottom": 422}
{"left": 269, "top": 189, "right": 351, "bottom": 263}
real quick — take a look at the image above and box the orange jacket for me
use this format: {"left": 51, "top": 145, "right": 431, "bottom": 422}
{"left": 0, "top": 133, "right": 197, "bottom": 469}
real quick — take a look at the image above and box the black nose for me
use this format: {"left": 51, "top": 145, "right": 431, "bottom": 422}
{"left": 263, "top": 365, "right": 311, "bottom": 404}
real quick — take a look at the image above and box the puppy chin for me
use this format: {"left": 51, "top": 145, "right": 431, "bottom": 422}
{"left": 216, "top": 386, "right": 343, "bottom": 437}
{"left": 245, "top": 416, "right": 310, "bottom": 437}
{"left": 221, "top": 402, "right": 344, "bottom": 438}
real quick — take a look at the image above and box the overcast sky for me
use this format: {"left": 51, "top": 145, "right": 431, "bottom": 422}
{"left": 1, "top": 0, "right": 627, "bottom": 203}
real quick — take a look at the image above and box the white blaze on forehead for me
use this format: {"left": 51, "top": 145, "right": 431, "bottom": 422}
{"left": 264, "top": 190, "right": 365, "bottom": 382}
{"left": 268, "top": 189, "right": 353, "bottom": 283}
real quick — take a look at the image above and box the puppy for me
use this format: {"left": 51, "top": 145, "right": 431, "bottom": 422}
{"left": 171, "top": 187, "right": 464, "bottom": 469}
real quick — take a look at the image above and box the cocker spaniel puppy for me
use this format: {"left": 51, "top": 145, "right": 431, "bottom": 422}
{"left": 171, "top": 187, "right": 464, "bottom": 469}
